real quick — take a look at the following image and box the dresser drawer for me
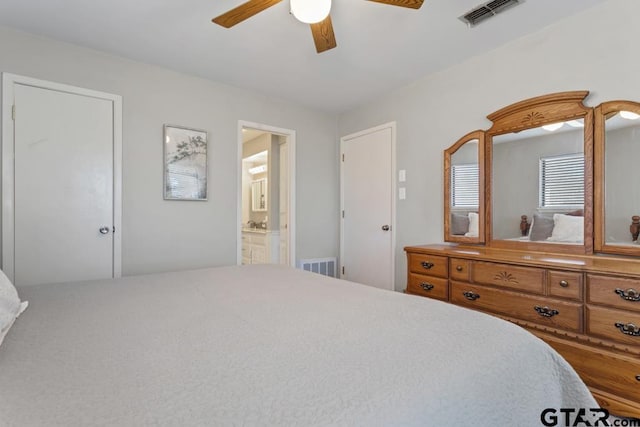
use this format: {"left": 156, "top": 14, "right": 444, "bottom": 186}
{"left": 547, "top": 270, "right": 583, "bottom": 301}
{"left": 407, "top": 253, "right": 448, "bottom": 278}
{"left": 586, "top": 305, "right": 640, "bottom": 347}
{"left": 450, "top": 281, "right": 582, "bottom": 332}
{"left": 407, "top": 274, "right": 448, "bottom": 300}
{"left": 449, "top": 258, "right": 470, "bottom": 282}
{"left": 543, "top": 336, "right": 640, "bottom": 405}
{"left": 471, "top": 261, "right": 545, "bottom": 294}
{"left": 588, "top": 275, "right": 640, "bottom": 312}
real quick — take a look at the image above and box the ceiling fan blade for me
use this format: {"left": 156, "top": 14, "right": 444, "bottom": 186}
{"left": 212, "top": 0, "right": 283, "bottom": 28}
{"left": 310, "top": 15, "right": 337, "bottom": 54}
{"left": 367, "top": 0, "right": 424, "bottom": 9}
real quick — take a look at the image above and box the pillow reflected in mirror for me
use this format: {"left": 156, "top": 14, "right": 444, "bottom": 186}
{"left": 548, "top": 213, "right": 584, "bottom": 243}
{"left": 529, "top": 213, "right": 555, "bottom": 241}
{"left": 465, "top": 212, "right": 479, "bottom": 237}
{"left": 451, "top": 213, "right": 470, "bottom": 235}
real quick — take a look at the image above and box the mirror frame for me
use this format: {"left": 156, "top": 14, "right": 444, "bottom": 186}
{"left": 444, "top": 130, "right": 486, "bottom": 244}
{"left": 594, "top": 100, "right": 640, "bottom": 256}
{"left": 251, "top": 178, "right": 268, "bottom": 212}
{"left": 483, "top": 91, "right": 594, "bottom": 254}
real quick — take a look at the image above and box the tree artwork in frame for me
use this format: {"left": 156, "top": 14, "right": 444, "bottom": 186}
{"left": 164, "top": 125, "right": 208, "bottom": 200}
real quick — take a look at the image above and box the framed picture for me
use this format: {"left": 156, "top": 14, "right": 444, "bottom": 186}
{"left": 163, "top": 124, "right": 208, "bottom": 200}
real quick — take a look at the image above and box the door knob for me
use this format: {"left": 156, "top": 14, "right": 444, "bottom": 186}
{"left": 381, "top": 225, "right": 390, "bottom": 231}
{"left": 99, "top": 227, "right": 110, "bottom": 234}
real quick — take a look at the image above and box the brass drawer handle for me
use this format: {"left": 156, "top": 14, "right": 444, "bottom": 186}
{"left": 614, "top": 322, "right": 640, "bottom": 337}
{"left": 534, "top": 306, "right": 559, "bottom": 318}
{"left": 559, "top": 280, "right": 569, "bottom": 288}
{"left": 421, "top": 261, "right": 435, "bottom": 270}
{"left": 420, "top": 283, "right": 435, "bottom": 291}
{"left": 463, "top": 291, "right": 480, "bottom": 301}
{"left": 615, "top": 288, "right": 640, "bottom": 302}
{"left": 456, "top": 265, "right": 463, "bottom": 272}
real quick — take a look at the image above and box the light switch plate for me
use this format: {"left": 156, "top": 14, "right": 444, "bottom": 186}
{"left": 399, "top": 187, "right": 406, "bottom": 200}
{"left": 399, "top": 170, "right": 406, "bottom": 182}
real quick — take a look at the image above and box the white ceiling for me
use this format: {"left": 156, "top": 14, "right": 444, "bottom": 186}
{"left": 0, "top": 0, "right": 605, "bottom": 113}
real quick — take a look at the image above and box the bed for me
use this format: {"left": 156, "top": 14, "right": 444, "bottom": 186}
{"left": 0, "top": 264, "right": 599, "bottom": 426}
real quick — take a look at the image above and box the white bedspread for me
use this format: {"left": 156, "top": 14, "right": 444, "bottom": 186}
{"left": 0, "top": 265, "right": 597, "bottom": 426}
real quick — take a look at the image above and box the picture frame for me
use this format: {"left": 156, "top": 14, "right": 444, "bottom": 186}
{"left": 163, "top": 124, "right": 208, "bottom": 201}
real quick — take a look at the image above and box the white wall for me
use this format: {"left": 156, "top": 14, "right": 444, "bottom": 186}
{"left": 0, "top": 25, "right": 340, "bottom": 277}
{"left": 338, "top": 0, "right": 640, "bottom": 290}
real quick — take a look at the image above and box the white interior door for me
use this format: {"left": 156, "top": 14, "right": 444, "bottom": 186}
{"left": 4, "top": 76, "right": 121, "bottom": 286}
{"left": 341, "top": 123, "right": 395, "bottom": 290}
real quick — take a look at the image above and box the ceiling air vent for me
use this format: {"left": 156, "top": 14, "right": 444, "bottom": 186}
{"left": 459, "top": 0, "right": 524, "bottom": 27}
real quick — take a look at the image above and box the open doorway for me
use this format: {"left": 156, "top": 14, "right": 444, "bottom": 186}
{"left": 237, "top": 121, "right": 296, "bottom": 266}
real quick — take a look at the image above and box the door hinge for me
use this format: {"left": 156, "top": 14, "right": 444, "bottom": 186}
{"left": 11, "top": 105, "right": 15, "bottom": 121}
{"left": 342, "top": 153, "right": 344, "bottom": 162}
{"left": 342, "top": 266, "right": 345, "bottom": 275}
{"left": 342, "top": 210, "right": 344, "bottom": 218}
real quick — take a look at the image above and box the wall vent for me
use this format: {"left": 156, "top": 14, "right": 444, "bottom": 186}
{"left": 459, "top": 0, "right": 524, "bottom": 27}
{"left": 297, "top": 257, "right": 337, "bottom": 278}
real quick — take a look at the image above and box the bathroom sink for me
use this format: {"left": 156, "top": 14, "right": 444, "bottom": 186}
{"left": 242, "top": 227, "right": 267, "bottom": 233}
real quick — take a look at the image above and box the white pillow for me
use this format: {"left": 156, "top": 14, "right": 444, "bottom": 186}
{"left": 465, "top": 212, "right": 479, "bottom": 237}
{"left": 547, "top": 213, "right": 584, "bottom": 243}
{"left": 0, "top": 269, "right": 27, "bottom": 347}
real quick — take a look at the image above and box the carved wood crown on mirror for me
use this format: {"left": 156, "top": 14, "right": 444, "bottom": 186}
{"left": 410, "top": 91, "right": 640, "bottom": 419}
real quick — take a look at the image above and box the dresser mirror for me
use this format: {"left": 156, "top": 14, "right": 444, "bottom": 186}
{"left": 444, "top": 130, "right": 485, "bottom": 243}
{"left": 594, "top": 100, "right": 640, "bottom": 255}
{"left": 443, "top": 91, "right": 594, "bottom": 253}
{"left": 485, "top": 92, "right": 593, "bottom": 254}
{"left": 491, "top": 120, "right": 586, "bottom": 246}
{"left": 442, "top": 91, "right": 640, "bottom": 256}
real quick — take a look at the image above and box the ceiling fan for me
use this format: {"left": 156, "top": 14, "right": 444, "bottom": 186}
{"left": 212, "top": 0, "right": 424, "bottom": 54}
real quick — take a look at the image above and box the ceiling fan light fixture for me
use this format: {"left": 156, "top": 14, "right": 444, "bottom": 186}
{"left": 542, "top": 122, "right": 564, "bottom": 132}
{"left": 290, "top": 0, "right": 331, "bottom": 24}
{"left": 566, "top": 120, "right": 584, "bottom": 128}
{"left": 620, "top": 110, "right": 640, "bottom": 120}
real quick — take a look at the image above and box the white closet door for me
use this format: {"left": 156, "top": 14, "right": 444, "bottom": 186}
{"left": 13, "top": 83, "right": 115, "bottom": 286}
{"left": 341, "top": 125, "right": 395, "bottom": 290}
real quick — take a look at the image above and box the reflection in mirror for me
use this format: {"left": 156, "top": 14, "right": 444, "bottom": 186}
{"left": 444, "top": 130, "right": 484, "bottom": 243}
{"left": 492, "top": 119, "right": 585, "bottom": 244}
{"left": 603, "top": 110, "right": 640, "bottom": 246}
{"left": 251, "top": 178, "right": 267, "bottom": 212}
{"left": 450, "top": 139, "right": 479, "bottom": 237}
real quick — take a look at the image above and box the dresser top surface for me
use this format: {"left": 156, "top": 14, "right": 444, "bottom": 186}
{"left": 405, "top": 243, "right": 640, "bottom": 276}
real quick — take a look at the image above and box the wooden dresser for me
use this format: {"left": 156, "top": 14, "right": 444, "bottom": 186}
{"left": 405, "top": 244, "right": 640, "bottom": 418}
